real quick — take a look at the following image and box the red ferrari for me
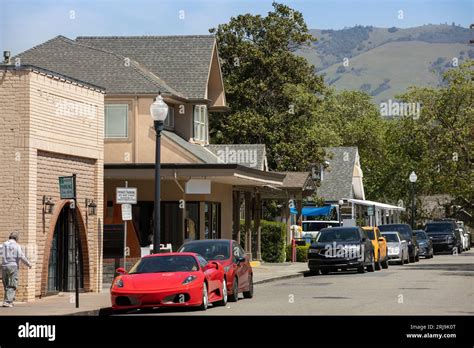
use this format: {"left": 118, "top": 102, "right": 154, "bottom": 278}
{"left": 110, "top": 252, "right": 227, "bottom": 313}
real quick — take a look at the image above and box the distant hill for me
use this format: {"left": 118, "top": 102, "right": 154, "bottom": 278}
{"left": 296, "top": 24, "right": 473, "bottom": 104}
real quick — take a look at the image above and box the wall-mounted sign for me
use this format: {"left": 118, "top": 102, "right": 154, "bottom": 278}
{"left": 185, "top": 179, "right": 211, "bottom": 194}
{"left": 116, "top": 187, "right": 137, "bottom": 204}
{"left": 59, "top": 176, "right": 75, "bottom": 199}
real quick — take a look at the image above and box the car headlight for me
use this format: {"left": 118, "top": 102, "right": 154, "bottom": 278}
{"left": 447, "top": 236, "right": 454, "bottom": 242}
{"left": 114, "top": 278, "right": 124, "bottom": 288}
{"left": 182, "top": 275, "right": 197, "bottom": 284}
{"left": 224, "top": 265, "right": 231, "bottom": 273}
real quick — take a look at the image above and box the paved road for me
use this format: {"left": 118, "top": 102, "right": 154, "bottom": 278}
{"left": 128, "top": 251, "right": 474, "bottom": 316}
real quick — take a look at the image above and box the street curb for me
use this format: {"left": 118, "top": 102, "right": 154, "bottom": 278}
{"left": 254, "top": 271, "right": 305, "bottom": 285}
{"left": 67, "top": 272, "right": 306, "bottom": 316}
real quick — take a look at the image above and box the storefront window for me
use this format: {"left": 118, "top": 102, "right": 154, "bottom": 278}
{"left": 185, "top": 202, "right": 200, "bottom": 241}
{"left": 204, "top": 202, "right": 221, "bottom": 239}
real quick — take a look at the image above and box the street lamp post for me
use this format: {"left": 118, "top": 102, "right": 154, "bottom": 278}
{"left": 338, "top": 199, "right": 344, "bottom": 226}
{"left": 150, "top": 92, "right": 169, "bottom": 254}
{"left": 409, "top": 171, "right": 418, "bottom": 229}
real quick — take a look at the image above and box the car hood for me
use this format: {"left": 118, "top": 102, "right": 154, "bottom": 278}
{"left": 386, "top": 242, "right": 401, "bottom": 247}
{"left": 123, "top": 272, "right": 201, "bottom": 291}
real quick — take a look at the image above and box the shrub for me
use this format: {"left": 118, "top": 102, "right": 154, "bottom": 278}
{"left": 239, "top": 220, "right": 287, "bottom": 263}
{"left": 261, "top": 220, "right": 287, "bottom": 263}
{"left": 286, "top": 244, "right": 310, "bottom": 262}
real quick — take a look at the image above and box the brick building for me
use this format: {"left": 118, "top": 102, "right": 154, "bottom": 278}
{"left": 0, "top": 65, "right": 104, "bottom": 301}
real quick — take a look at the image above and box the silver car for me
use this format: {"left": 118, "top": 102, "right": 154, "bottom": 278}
{"left": 381, "top": 231, "right": 409, "bottom": 265}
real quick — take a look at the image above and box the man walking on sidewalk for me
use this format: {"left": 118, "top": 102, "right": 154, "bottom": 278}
{"left": 0, "top": 232, "right": 32, "bottom": 307}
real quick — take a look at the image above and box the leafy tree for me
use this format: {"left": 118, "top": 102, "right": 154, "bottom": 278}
{"left": 209, "top": 2, "right": 326, "bottom": 171}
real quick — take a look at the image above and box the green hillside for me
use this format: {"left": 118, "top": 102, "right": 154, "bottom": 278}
{"left": 296, "top": 24, "right": 473, "bottom": 104}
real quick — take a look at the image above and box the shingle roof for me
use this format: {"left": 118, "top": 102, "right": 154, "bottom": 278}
{"left": 76, "top": 35, "right": 216, "bottom": 99}
{"left": 205, "top": 144, "right": 267, "bottom": 170}
{"left": 317, "top": 147, "right": 359, "bottom": 201}
{"left": 163, "top": 131, "right": 219, "bottom": 164}
{"left": 279, "top": 172, "right": 316, "bottom": 191}
{"left": 15, "top": 36, "right": 183, "bottom": 96}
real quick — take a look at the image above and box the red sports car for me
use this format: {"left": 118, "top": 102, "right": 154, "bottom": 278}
{"left": 110, "top": 252, "right": 227, "bottom": 313}
{"left": 178, "top": 239, "right": 253, "bottom": 302}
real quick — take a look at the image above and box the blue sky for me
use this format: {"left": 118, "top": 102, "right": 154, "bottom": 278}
{"left": 0, "top": 0, "right": 472, "bottom": 54}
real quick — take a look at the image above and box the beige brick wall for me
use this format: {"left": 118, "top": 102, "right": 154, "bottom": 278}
{"left": 0, "top": 69, "right": 104, "bottom": 301}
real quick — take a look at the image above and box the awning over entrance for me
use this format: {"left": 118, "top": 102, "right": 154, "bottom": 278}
{"left": 104, "top": 163, "right": 285, "bottom": 187}
{"left": 346, "top": 198, "right": 405, "bottom": 211}
{"left": 290, "top": 205, "right": 334, "bottom": 216}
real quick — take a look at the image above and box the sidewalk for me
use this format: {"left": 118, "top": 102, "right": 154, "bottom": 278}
{"left": 0, "top": 262, "right": 307, "bottom": 316}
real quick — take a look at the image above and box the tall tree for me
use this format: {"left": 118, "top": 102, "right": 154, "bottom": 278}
{"left": 209, "top": 2, "right": 326, "bottom": 170}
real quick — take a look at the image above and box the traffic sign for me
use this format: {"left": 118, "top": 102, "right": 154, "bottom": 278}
{"left": 121, "top": 203, "right": 132, "bottom": 221}
{"left": 367, "top": 206, "right": 374, "bottom": 216}
{"left": 59, "top": 176, "right": 75, "bottom": 199}
{"left": 116, "top": 187, "right": 137, "bottom": 204}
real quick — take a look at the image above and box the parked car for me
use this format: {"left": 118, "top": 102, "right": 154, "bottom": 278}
{"left": 425, "top": 220, "right": 463, "bottom": 254}
{"left": 456, "top": 225, "right": 470, "bottom": 251}
{"left": 362, "top": 226, "right": 389, "bottom": 270}
{"left": 381, "top": 231, "right": 409, "bottom": 265}
{"left": 308, "top": 227, "right": 375, "bottom": 274}
{"left": 110, "top": 253, "right": 227, "bottom": 313}
{"left": 457, "top": 221, "right": 471, "bottom": 249}
{"left": 301, "top": 220, "right": 340, "bottom": 241}
{"left": 413, "top": 230, "right": 434, "bottom": 258}
{"left": 177, "top": 239, "right": 253, "bottom": 302}
{"left": 378, "top": 224, "right": 419, "bottom": 262}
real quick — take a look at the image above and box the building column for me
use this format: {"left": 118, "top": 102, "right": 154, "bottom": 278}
{"left": 244, "top": 192, "right": 252, "bottom": 260}
{"left": 232, "top": 190, "right": 240, "bottom": 243}
{"left": 296, "top": 198, "right": 303, "bottom": 228}
{"left": 255, "top": 192, "right": 262, "bottom": 261}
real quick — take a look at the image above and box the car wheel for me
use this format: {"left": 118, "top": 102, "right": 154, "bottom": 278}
{"left": 308, "top": 268, "right": 320, "bottom": 275}
{"left": 357, "top": 264, "right": 366, "bottom": 273}
{"left": 199, "top": 283, "right": 208, "bottom": 311}
{"left": 216, "top": 279, "right": 228, "bottom": 306}
{"left": 375, "top": 252, "right": 382, "bottom": 271}
{"left": 382, "top": 254, "right": 389, "bottom": 269}
{"left": 228, "top": 277, "right": 239, "bottom": 302}
{"left": 243, "top": 274, "right": 254, "bottom": 299}
{"left": 367, "top": 253, "right": 375, "bottom": 272}
{"left": 321, "top": 269, "right": 330, "bottom": 275}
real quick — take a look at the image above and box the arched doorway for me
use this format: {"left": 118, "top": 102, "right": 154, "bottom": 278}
{"left": 47, "top": 203, "right": 84, "bottom": 294}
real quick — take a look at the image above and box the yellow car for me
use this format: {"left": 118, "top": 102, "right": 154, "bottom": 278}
{"left": 362, "top": 226, "right": 389, "bottom": 270}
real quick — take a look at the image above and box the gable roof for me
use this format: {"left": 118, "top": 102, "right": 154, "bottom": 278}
{"left": 15, "top": 36, "right": 183, "bottom": 96}
{"left": 279, "top": 172, "right": 316, "bottom": 192}
{"left": 76, "top": 35, "right": 216, "bottom": 99}
{"left": 317, "top": 147, "right": 360, "bottom": 202}
{"left": 205, "top": 144, "right": 268, "bottom": 171}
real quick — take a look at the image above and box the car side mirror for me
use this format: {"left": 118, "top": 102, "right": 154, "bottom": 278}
{"left": 116, "top": 267, "right": 127, "bottom": 275}
{"left": 237, "top": 256, "right": 246, "bottom": 264}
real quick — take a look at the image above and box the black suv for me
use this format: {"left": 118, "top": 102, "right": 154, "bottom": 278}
{"left": 307, "top": 227, "right": 375, "bottom": 274}
{"left": 425, "top": 220, "right": 462, "bottom": 254}
{"left": 378, "top": 224, "right": 419, "bottom": 262}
